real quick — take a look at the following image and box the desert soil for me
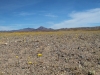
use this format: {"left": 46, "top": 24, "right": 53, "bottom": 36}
{"left": 0, "top": 31, "right": 100, "bottom": 75}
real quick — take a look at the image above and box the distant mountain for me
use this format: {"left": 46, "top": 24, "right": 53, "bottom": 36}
{"left": 37, "top": 26, "right": 48, "bottom": 30}
{"left": 57, "top": 26, "right": 100, "bottom": 31}
{"left": 13, "top": 26, "right": 54, "bottom": 31}
{"left": 36, "top": 26, "right": 53, "bottom": 31}
{"left": 18, "top": 28, "right": 35, "bottom": 31}
{"left": 1, "top": 26, "right": 100, "bottom": 32}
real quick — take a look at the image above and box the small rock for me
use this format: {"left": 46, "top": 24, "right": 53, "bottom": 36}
{"left": 98, "top": 62, "right": 100, "bottom": 65}
{"left": 78, "top": 47, "right": 80, "bottom": 49}
{"left": 88, "top": 70, "right": 95, "bottom": 75}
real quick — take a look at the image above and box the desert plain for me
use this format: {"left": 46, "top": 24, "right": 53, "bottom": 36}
{"left": 0, "top": 31, "right": 100, "bottom": 75}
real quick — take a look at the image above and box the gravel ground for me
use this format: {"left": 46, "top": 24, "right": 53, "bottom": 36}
{"left": 0, "top": 31, "right": 100, "bottom": 75}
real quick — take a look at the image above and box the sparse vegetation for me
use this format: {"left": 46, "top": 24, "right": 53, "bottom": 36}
{"left": 0, "top": 31, "right": 100, "bottom": 75}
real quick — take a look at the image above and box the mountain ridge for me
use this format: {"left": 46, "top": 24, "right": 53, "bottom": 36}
{"left": 0, "top": 26, "right": 100, "bottom": 32}
{"left": 17, "top": 26, "right": 100, "bottom": 31}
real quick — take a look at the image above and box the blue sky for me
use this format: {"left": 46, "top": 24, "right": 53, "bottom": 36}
{"left": 0, "top": 0, "right": 100, "bottom": 30}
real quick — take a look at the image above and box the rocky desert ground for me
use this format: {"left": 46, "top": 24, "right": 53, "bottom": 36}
{"left": 0, "top": 31, "right": 100, "bottom": 75}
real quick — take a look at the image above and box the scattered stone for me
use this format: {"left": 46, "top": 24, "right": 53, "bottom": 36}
{"left": 88, "top": 70, "right": 95, "bottom": 75}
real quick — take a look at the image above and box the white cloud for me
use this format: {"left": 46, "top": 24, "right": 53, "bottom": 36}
{"left": 0, "top": 26, "right": 14, "bottom": 31}
{"left": 45, "top": 14, "right": 57, "bottom": 18}
{"left": 0, "top": 24, "right": 36, "bottom": 30}
{"left": 51, "top": 8, "right": 100, "bottom": 29}
{"left": 18, "top": 12, "right": 35, "bottom": 16}
{"left": 0, "top": 24, "right": 23, "bottom": 31}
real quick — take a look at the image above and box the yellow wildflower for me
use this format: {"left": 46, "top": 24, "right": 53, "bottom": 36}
{"left": 38, "top": 53, "right": 42, "bottom": 57}
{"left": 28, "top": 61, "right": 32, "bottom": 64}
{"left": 16, "top": 56, "right": 18, "bottom": 58}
